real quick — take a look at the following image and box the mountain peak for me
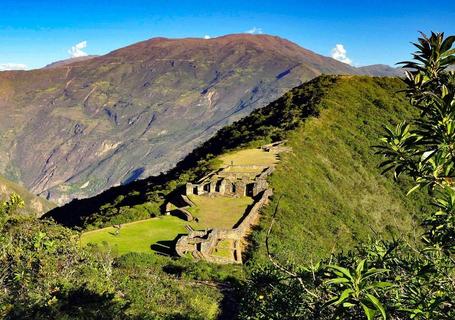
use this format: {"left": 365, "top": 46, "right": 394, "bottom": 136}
{"left": 0, "top": 34, "right": 396, "bottom": 204}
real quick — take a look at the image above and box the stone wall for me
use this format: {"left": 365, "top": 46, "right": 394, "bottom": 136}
{"left": 174, "top": 142, "right": 290, "bottom": 264}
{"left": 175, "top": 188, "right": 273, "bottom": 264}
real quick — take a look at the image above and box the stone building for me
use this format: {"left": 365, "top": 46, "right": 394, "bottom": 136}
{"left": 185, "top": 165, "right": 271, "bottom": 198}
{"left": 168, "top": 141, "right": 290, "bottom": 264}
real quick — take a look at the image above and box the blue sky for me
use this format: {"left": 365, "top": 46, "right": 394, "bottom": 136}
{"left": 1, "top": 0, "right": 454, "bottom": 70}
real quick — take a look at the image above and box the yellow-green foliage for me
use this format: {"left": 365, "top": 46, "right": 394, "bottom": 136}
{"left": 251, "top": 77, "right": 429, "bottom": 263}
{"left": 80, "top": 216, "right": 187, "bottom": 255}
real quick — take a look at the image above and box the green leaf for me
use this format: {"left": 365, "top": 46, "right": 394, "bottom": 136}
{"left": 366, "top": 282, "right": 394, "bottom": 290}
{"left": 407, "top": 184, "right": 420, "bottom": 196}
{"left": 441, "top": 84, "right": 448, "bottom": 98}
{"left": 361, "top": 302, "right": 377, "bottom": 320}
{"left": 326, "top": 277, "right": 350, "bottom": 285}
{"left": 366, "top": 294, "right": 387, "bottom": 319}
{"left": 356, "top": 259, "right": 366, "bottom": 275}
{"left": 441, "top": 48, "right": 455, "bottom": 58}
{"left": 342, "top": 302, "right": 356, "bottom": 308}
{"left": 441, "top": 35, "right": 455, "bottom": 52}
{"left": 335, "top": 289, "right": 354, "bottom": 305}
{"left": 327, "top": 265, "right": 354, "bottom": 281}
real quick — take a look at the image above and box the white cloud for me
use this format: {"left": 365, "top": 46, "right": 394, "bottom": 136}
{"left": 68, "top": 41, "right": 88, "bottom": 58}
{"left": 331, "top": 44, "right": 352, "bottom": 65}
{"left": 245, "top": 27, "right": 263, "bottom": 34}
{"left": 0, "top": 63, "right": 28, "bottom": 71}
{"left": 204, "top": 35, "right": 211, "bottom": 39}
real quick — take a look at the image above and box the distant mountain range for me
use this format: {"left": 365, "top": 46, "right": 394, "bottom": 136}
{"left": 357, "top": 64, "right": 404, "bottom": 77}
{"left": 0, "top": 34, "right": 403, "bottom": 204}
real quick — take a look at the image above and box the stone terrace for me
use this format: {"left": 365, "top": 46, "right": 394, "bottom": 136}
{"left": 168, "top": 141, "right": 290, "bottom": 264}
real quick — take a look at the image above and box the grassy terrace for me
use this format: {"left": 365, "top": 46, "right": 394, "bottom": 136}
{"left": 219, "top": 148, "right": 278, "bottom": 167}
{"left": 187, "top": 195, "right": 254, "bottom": 229}
{"left": 212, "top": 239, "right": 235, "bottom": 259}
{"left": 80, "top": 216, "right": 187, "bottom": 255}
{"left": 80, "top": 147, "right": 275, "bottom": 255}
{"left": 80, "top": 194, "right": 254, "bottom": 255}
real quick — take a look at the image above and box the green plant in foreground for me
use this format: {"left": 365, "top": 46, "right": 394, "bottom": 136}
{"left": 324, "top": 259, "right": 391, "bottom": 319}
{"left": 376, "top": 32, "right": 455, "bottom": 249}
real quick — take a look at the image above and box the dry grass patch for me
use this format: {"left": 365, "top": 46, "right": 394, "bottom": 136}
{"left": 187, "top": 195, "right": 253, "bottom": 229}
{"left": 218, "top": 148, "right": 278, "bottom": 167}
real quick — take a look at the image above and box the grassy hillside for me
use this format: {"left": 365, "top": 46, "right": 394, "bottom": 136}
{"left": 45, "top": 76, "right": 336, "bottom": 228}
{"left": 0, "top": 175, "right": 55, "bottom": 215}
{"left": 249, "top": 76, "right": 429, "bottom": 263}
{"left": 43, "top": 75, "right": 433, "bottom": 318}
{"left": 49, "top": 76, "right": 429, "bottom": 264}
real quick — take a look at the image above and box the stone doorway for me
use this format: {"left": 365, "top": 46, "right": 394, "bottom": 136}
{"left": 215, "top": 180, "right": 222, "bottom": 192}
{"left": 246, "top": 183, "right": 255, "bottom": 197}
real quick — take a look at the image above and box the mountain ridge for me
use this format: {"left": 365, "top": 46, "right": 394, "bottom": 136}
{"left": 46, "top": 76, "right": 429, "bottom": 265}
{"left": 0, "top": 34, "right": 399, "bottom": 204}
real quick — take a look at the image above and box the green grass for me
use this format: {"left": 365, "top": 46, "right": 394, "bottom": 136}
{"left": 250, "top": 76, "right": 430, "bottom": 264}
{"left": 212, "top": 239, "right": 234, "bottom": 259}
{"left": 80, "top": 216, "right": 187, "bottom": 255}
{"left": 187, "top": 195, "right": 254, "bottom": 229}
{"left": 219, "top": 148, "right": 278, "bottom": 168}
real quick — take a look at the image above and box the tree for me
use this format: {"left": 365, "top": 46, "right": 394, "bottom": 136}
{"left": 376, "top": 32, "right": 455, "bottom": 250}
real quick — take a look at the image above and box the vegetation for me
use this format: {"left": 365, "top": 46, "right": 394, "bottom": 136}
{"left": 0, "top": 175, "right": 55, "bottom": 216}
{"left": 187, "top": 195, "right": 254, "bottom": 229}
{"left": 247, "top": 75, "right": 430, "bottom": 263}
{"left": 240, "top": 32, "right": 455, "bottom": 319}
{"left": 0, "top": 193, "right": 242, "bottom": 319}
{"left": 80, "top": 216, "right": 188, "bottom": 255}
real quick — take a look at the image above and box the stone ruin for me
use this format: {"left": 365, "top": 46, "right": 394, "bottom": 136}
{"left": 175, "top": 189, "right": 273, "bottom": 264}
{"left": 185, "top": 165, "right": 272, "bottom": 199}
{"left": 167, "top": 141, "right": 290, "bottom": 264}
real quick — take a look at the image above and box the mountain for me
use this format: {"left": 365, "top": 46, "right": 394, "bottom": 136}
{"left": 45, "top": 75, "right": 429, "bottom": 264}
{"left": 0, "top": 34, "right": 391, "bottom": 205}
{"left": 0, "top": 175, "right": 55, "bottom": 216}
{"left": 43, "top": 55, "right": 98, "bottom": 69}
{"left": 357, "top": 64, "right": 404, "bottom": 77}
